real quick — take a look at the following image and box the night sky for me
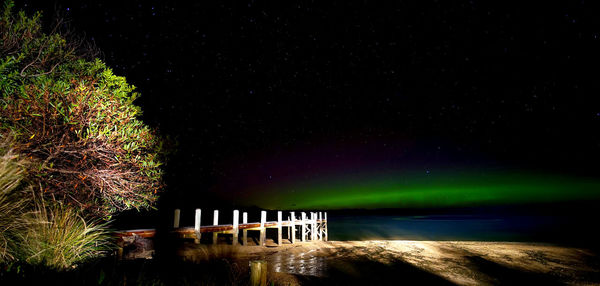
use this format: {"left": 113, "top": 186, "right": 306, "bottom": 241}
{"left": 17, "top": 1, "right": 600, "bottom": 210}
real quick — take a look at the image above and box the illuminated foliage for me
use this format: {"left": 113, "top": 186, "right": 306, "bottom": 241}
{"left": 19, "top": 202, "right": 112, "bottom": 269}
{"left": 0, "top": 135, "right": 29, "bottom": 263}
{"left": 0, "top": 1, "right": 163, "bottom": 217}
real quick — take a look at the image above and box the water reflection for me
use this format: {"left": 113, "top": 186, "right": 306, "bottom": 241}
{"left": 270, "top": 251, "right": 327, "bottom": 277}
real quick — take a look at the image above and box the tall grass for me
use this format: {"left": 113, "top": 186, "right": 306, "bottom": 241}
{"left": 19, "top": 202, "right": 113, "bottom": 269}
{"left": 1, "top": 133, "right": 113, "bottom": 269}
{"left": 0, "top": 134, "right": 29, "bottom": 263}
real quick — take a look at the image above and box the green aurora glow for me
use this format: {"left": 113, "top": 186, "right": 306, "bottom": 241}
{"left": 235, "top": 170, "right": 600, "bottom": 210}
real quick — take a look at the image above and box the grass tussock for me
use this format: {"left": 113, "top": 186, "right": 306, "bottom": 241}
{"left": 1, "top": 134, "right": 113, "bottom": 269}
{"left": 19, "top": 203, "right": 113, "bottom": 269}
{"left": 0, "top": 135, "right": 30, "bottom": 263}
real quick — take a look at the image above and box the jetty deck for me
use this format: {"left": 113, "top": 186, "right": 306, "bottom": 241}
{"left": 116, "top": 210, "right": 328, "bottom": 246}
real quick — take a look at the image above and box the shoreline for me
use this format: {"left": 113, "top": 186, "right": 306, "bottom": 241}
{"left": 174, "top": 240, "right": 600, "bottom": 285}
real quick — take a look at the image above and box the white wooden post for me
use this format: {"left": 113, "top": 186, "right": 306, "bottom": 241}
{"left": 310, "top": 212, "right": 314, "bottom": 241}
{"left": 173, "top": 209, "right": 181, "bottom": 228}
{"left": 324, "top": 212, "right": 328, "bottom": 241}
{"left": 213, "top": 210, "right": 219, "bottom": 244}
{"left": 194, "top": 208, "right": 201, "bottom": 244}
{"left": 301, "top": 212, "right": 307, "bottom": 242}
{"left": 277, "top": 211, "right": 283, "bottom": 246}
{"left": 318, "top": 212, "right": 323, "bottom": 240}
{"left": 287, "top": 215, "right": 291, "bottom": 240}
{"left": 321, "top": 212, "right": 325, "bottom": 240}
{"left": 290, "top": 211, "right": 296, "bottom": 243}
{"left": 309, "top": 212, "right": 313, "bottom": 241}
{"left": 311, "top": 212, "right": 317, "bottom": 241}
{"left": 260, "top": 211, "right": 266, "bottom": 246}
{"left": 242, "top": 212, "right": 248, "bottom": 246}
{"left": 315, "top": 212, "right": 319, "bottom": 240}
{"left": 233, "top": 210, "right": 239, "bottom": 245}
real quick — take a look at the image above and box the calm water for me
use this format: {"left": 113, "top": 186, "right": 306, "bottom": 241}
{"left": 327, "top": 206, "right": 597, "bottom": 246}
{"left": 114, "top": 202, "right": 598, "bottom": 247}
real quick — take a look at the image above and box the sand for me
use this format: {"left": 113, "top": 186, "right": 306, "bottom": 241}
{"left": 178, "top": 240, "right": 600, "bottom": 285}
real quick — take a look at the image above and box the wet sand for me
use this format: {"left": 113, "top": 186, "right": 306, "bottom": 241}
{"left": 178, "top": 240, "right": 600, "bottom": 285}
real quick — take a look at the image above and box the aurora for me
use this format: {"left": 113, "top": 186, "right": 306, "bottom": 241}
{"left": 231, "top": 169, "right": 600, "bottom": 210}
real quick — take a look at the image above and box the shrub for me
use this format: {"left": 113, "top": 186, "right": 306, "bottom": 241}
{"left": 0, "top": 1, "right": 164, "bottom": 218}
{"left": 19, "top": 201, "right": 113, "bottom": 270}
{"left": 1, "top": 133, "right": 112, "bottom": 269}
{"left": 0, "top": 133, "right": 29, "bottom": 263}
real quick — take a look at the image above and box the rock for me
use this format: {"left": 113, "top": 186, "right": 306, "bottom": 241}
{"left": 121, "top": 235, "right": 155, "bottom": 260}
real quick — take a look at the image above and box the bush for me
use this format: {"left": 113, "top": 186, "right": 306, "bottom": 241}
{"left": 1, "top": 2, "right": 132, "bottom": 268}
{"left": 0, "top": 134, "right": 29, "bottom": 263}
{"left": 19, "top": 202, "right": 113, "bottom": 270}
{"left": 0, "top": 1, "right": 164, "bottom": 218}
{"left": 1, "top": 134, "right": 112, "bottom": 269}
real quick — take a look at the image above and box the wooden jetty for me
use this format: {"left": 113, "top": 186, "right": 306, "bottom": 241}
{"left": 115, "top": 209, "right": 328, "bottom": 246}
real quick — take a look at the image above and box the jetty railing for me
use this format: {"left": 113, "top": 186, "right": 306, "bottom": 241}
{"left": 116, "top": 209, "right": 328, "bottom": 246}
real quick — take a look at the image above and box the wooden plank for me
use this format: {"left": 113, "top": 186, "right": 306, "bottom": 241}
{"left": 240, "top": 223, "right": 261, "bottom": 230}
{"left": 115, "top": 209, "right": 330, "bottom": 245}
{"left": 265, "top": 221, "right": 283, "bottom": 228}
{"left": 115, "top": 228, "right": 156, "bottom": 238}
{"left": 116, "top": 220, "right": 314, "bottom": 237}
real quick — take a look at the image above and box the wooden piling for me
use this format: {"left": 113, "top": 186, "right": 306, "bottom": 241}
{"left": 324, "top": 212, "right": 328, "bottom": 241}
{"left": 213, "top": 210, "right": 219, "bottom": 244}
{"left": 309, "top": 212, "right": 314, "bottom": 241}
{"left": 301, "top": 212, "right": 307, "bottom": 241}
{"left": 287, "top": 215, "right": 291, "bottom": 240}
{"left": 233, "top": 210, "right": 239, "bottom": 245}
{"left": 242, "top": 212, "right": 248, "bottom": 246}
{"left": 194, "top": 209, "right": 201, "bottom": 244}
{"left": 290, "top": 211, "right": 296, "bottom": 243}
{"left": 250, "top": 260, "right": 267, "bottom": 286}
{"left": 314, "top": 212, "right": 318, "bottom": 241}
{"left": 173, "top": 209, "right": 181, "bottom": 228}
{"left": 277, "top": 211, "right": 283, "bottom": 246}
{"left": 118, "top": 208, "right": 329, "bottom": 249}
{"left": 315, "top": 212, "right": 319, "bottom": 240}
{"left": 311, "top": 212, "right": 316, "bottom": 241}
{"left": 319, "top": 212, "right": 323, "bottom": 240}
{"left": 259, "top": 211, "right": 266, "bottom": 246}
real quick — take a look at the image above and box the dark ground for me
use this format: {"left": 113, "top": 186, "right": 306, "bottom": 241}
{"left": 2, "top": 239, "right": 599, "bottom": 285}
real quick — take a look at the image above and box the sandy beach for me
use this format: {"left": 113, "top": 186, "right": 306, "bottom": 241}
{"left": 176, "top": 240, "right": 600, "bottom": 285}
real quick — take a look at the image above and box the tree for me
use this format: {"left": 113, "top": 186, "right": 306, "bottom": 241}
{"left": 0, "top": 1, "right": 163, "bottom": 218}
